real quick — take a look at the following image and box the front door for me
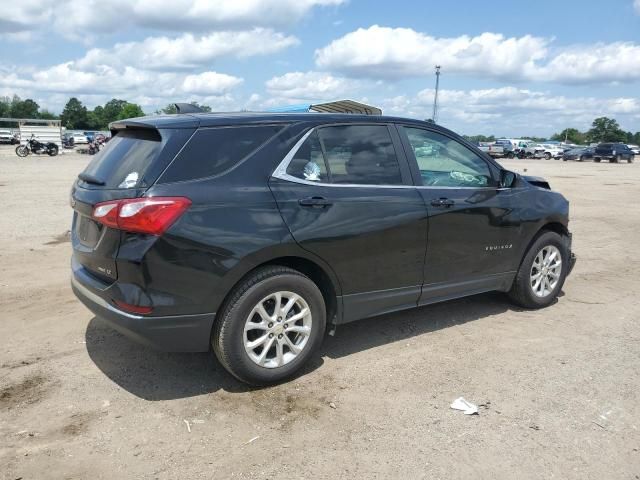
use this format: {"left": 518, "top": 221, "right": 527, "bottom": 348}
{"left": 398, "top": 125, "right": 521, "bottom": 303}
{"left": 270, "top": 124, "right": 428, "bottom": 322}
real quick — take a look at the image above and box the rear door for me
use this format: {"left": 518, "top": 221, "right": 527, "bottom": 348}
{"left": 270, "top": 123, "right": 428, "bottom": 322}
{"left": 71, "top": 127, "right": 194, "bottom": 282}
{"left": 397, "top": 125, "right": 521, "bottom": 303}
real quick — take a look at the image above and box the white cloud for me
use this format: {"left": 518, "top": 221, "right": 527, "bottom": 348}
{"left": 635, "top": 0, "right": 640, "bottom": 14}
{"left": 182, "top": 72, "right": 243, "bottom": 95}
{"left": 265, "top": 71, "right": 360, "bottom": 100}
{"left": 380, "top": 87, "right": 640, "bottom": 136}
{"left": 76, "top": 29, "right": 298, "bottom": 70}
{"left": 1, "top": 0, "right": 345, "bottom": 38}
{"left": 0, "top": 62, "right": 244, "bottom": 109}
{"left": 315, "top": 25, "right": 640, "bottom": 85}
{"left": 316, "top": 26, "right": 548, "bottom": 81}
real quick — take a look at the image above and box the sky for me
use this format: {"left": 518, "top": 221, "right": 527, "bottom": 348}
{"left": 1, "top": 0, "right": 639, "bottom": 137}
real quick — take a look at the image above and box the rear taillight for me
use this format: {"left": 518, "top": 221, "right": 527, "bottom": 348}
{"left": 92, "top": 197, "right": 191, "bottom": 235}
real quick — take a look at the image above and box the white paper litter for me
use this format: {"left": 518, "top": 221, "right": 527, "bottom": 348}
{"left": 450, "top": 397, "right": 479, "bottom": 415}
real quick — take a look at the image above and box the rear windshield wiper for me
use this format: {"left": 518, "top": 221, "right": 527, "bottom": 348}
{"left": 78, "top": 173, "right": 105, "bottom": 186}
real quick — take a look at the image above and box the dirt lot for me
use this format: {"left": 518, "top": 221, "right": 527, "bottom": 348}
{"left": 1, "top": 145, "right": 639, "bottom": 479}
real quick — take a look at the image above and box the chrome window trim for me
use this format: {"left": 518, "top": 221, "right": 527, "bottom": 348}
{"left": 271, "top": 126, "right": 510, "bottom": 191}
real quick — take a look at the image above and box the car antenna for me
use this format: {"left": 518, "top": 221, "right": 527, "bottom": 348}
{"left": 173, "top": 103, "right": 205, "bottom": 114}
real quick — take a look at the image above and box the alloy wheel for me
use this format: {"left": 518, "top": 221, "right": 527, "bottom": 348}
{"left": 243, "top": 291, "right": 312, "bottom": 368}
{"left": 530, "top": 245, "right": 562, "bottom": 298}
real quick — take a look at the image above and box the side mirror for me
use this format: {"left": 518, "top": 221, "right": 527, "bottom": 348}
{"left": 500, "top": 170, "right": 517, "bottom": 188}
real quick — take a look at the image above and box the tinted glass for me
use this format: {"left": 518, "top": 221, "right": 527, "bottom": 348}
{"left": 403, "top": 127, "right": 493, "bottom": 187}
{"left": 285, "top": 131, "right": 328, "bottom": 182}
{"left": 81, "top": 128, "right": 163, "bottom": 189}
{"left": 317, "top": 125, "right": 402, "bottom": 185}
{"left": 161, "top": 125, "right": 283, "bottom": 183}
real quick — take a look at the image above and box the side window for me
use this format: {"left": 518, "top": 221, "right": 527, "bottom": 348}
{"left": 317, "top": 125, "right": 403, "bottom": 185}
{"left": 160, "top": 125, "right": 283, "bottom": 183}
{"left": 402, "top": 127, "right": 493, "bottom": 187}
{"left": 285, "top": 131, "right": 328, "bottom": 182}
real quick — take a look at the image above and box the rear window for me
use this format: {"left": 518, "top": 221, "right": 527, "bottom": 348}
{"left": 81, "top": 129, "right": 163, "bottom": 189}
{"left": 160, "top": 125, "right": 284, "bottom": 183}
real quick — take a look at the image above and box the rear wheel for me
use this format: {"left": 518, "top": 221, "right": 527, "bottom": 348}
{"left": 48, "top": 145, "right": 59, "bottom": 156}
{"left": 629, "top": 155, "right": 634, "bottom": 163}
{"left": 594, "top": 157, "right": 601, "bottom": 162}
{"left": 212, "top": 266, "right": 326, "bottom": 386}
{"left": 544, "top": 152, "right": 551, "bottom": 160}
{"left": 579, "top": 155, "right": 586, "bottom": 162}
{"left": 508, "top": 231, "right": 568, "bottom": 309}
{"left": 15, "top": 145, "right": 29, "bottom": 157}
{"left": 612, "top": 155, "right": 620, "bottom": 163}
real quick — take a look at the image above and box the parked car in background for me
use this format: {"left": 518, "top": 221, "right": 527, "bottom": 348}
{"left": 0, "top": 129, "right": 19, "bottom": 144}
{"left": 71, "top": 132, "right": 89, "bottom": 144}
{"left": 627, "top": 144, "right": 639, "bottom": 155}
{"left": 477, "top": 142, "right": 504, "bottom": 157}
{"left": 537, "top": 144, "right": 564, "bottom": 160}
{"left": 516, "top": 141, "right": 544, "bottom": 158}
{"left": 594, "top": 143, "right": 634, "bottom": 163}
{"left": 562, "top": 147, "right": 594, "bottom": 162}
{"left": 70, "top": 112, "right": 576, "bottom": 385}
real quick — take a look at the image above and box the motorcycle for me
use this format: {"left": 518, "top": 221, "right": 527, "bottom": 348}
{"left": 15, "top": 135, "right": 59, "bottom": 157}
{"left": 62, "top": 134, "right": 75, "bottom": 149}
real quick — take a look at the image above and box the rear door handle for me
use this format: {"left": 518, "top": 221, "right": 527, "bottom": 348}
{"left": 430, "top": 198, "right": 455, "bottom": 208}
{"left": 298, "top": 196, "right": 332, "bottom": 207}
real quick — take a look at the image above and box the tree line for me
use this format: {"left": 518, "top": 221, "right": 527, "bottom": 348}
{"left": 0, "top": 94, "right": 212, "bottom": 131}
{"left": 465, "top": 117, "right": 640, "bottom": 145}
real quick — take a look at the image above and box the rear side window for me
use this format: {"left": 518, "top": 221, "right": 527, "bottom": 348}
{"left": 160, "top": 125, "right": 283, "bottom": 183}
{"left": 285, "top": 131, "right": 328, "bottom": 182}
{"left": 319, "top": 125, "right": 402, "bottom": 185}
{"left": 81, "top": 129, "right": 163, "bottom": 189}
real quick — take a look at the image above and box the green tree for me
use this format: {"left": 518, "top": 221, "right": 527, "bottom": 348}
{"left": 10, "top": 97, "right": 40, "bottom": 118}
{"left": 587, "top": 117, "right": 627, "bottom": 143}
{"left": 38, "top": 109, "right": 59, "bottom": 120}
{"left": 551, "top": 128, "right": 585, "bottom": 144}
{"left": 87, "top": 105, "right": 105, "bottom": 130}
{"left": 61, "top": 97, "right": 89, "bottom": 129}
{"left": 0, "top": 96, "right": 10, "bottom": 118}
{"left": 117, "top": 103, "right": 145, "bottom": 120}
{"left": 102, "top": 99, "right": 128, "bottom": 125}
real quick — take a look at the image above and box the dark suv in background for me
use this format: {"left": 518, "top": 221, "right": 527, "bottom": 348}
{"left": 594, "top": 143, "right": 635, "bottom": 163}
{"left": 71, "top": 113, "right": 576, "bottom": 385}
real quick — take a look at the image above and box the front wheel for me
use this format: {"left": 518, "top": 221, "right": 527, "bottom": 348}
{"left": 506, "top": 152, "right": 514, "bottom": 159}
{"left": 15, "top": 145, "right": 29, "bottom": 157}
{"left": 544, "top": 152, "right": 551, "bottom": 160}
{"left": 594, "top": 157, "right": 601, "bottom": 163}
{"left": 508, "top": 231, "right": 568, "bottom": 309}
{"left": 212, "top": 266, "right": 326, "bottom": 386}
{"left": 579, "top": 155, "right": 585, "bottom": 162}
{"left": 629, "top": 155, "right": 634, "bottom": 163}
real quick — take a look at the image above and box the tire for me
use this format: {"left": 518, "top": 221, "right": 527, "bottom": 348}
{"left": 48, "top": 145, "right": 59, "bottom": 156}
{"left": 544, "top": 152, "right": 551, "bottom": 160}
{"left": 212, "top": 266, "right": 326, "bottom": 386}
{"left": 629, "top": 155, "right": 634, "bottom": 163}
{"left": 579, "top": 155, "right": 585, "bottom": 162}
{"left": 594, "top": 157, "right": 601, "bottom": 163}
{"left": 612, "top": 155, "right": 620, "bottom": 163}
{"left": 507, "top": 152, "right": 514, "bottom": 159}
{"left": 15, "top": 145, "right": 29, "bottom": 157}
{"left": 508, "top": 231, "right": 568, "bottom": 309}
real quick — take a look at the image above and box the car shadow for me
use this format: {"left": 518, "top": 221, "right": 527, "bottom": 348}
{"left": 85, "top": 292, "right": 519, "bottom": 401}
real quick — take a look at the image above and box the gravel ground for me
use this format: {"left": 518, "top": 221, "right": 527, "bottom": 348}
{"left": 0, "top": 145, "right": 639, "bottom": 479}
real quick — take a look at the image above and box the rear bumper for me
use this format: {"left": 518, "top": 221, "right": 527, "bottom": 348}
{"left": 71, "top": 274, "right": 215, "bottom": 352}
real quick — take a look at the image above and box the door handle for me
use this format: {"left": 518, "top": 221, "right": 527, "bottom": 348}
{"left": 430, "top": 198, "right": 455, "bottom": 208}
{"left": 298, "top": 196, "right": 332, "bottom": 207}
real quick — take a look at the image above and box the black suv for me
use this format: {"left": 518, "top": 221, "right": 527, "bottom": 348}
{"left": 594, "top": 143, "right": 635, "bottom": 163}
{"left": 71, "top": 113, "right": 576, "bottom": 385}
